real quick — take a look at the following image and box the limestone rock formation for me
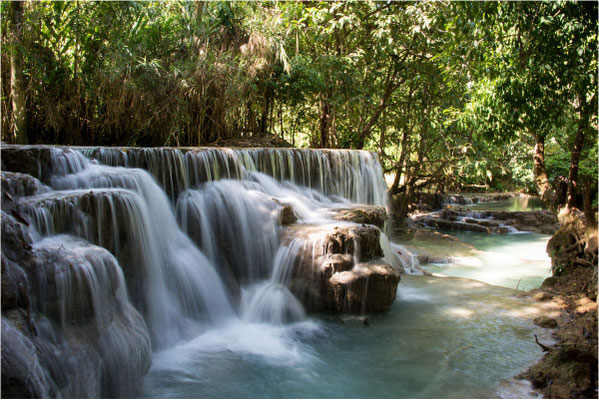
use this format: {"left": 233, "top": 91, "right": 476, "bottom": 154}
{"left": 281, "top": 223, "right": 400, "bottom": 313}
{"left": 1, "top": 204, "right": 152, "bottom": 398}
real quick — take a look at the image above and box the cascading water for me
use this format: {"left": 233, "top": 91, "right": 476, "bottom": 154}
{"left": 20, "top": 150, "right": 235, "bottom": 349}
{"left": 2, "top": 144, "right": 408, "bottom": 398}
{"left": 84, "top": 147, "right": 388, "bottom": 205}
{"left": 2, "top": 145, "right": 550, "bottom": 399}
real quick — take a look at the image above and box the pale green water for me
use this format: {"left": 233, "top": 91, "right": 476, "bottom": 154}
{"left": 415, "top": 231, "right": 552, "bottom": 292}
{"left": 143, "top": 276, "right": 548, "bottom": 398}
{"left": 461, "top": 196, "right": 545, "bottom": 211}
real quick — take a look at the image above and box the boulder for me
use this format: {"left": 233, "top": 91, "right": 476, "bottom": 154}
{"left": 329, "top": 262, "right": 400, "bottom": 313}
{"left": 281, "top": 223, "right": 400, "bottom": 313}
{"left": 333, "top": 205, "right": 387, "bottom": 229}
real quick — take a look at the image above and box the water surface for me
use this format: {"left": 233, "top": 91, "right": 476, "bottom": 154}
{"left": 143, "top": 275, "right": 548, "bottom": 398}
{"left": 416, "top": 231, "right": 552, "bottom": 291}
{"left": 460, "top": 196, "right": 545, "bottom": 211}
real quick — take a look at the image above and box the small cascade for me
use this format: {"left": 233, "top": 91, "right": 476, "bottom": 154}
{"left": 241, "top": 240, "right": 309, "bottom": 325}
{"left": 31, "top": 236, "right": 152, "bottom": 398}
{"left": 176, "top": 179, "right": 280, "bottom": 286}
{"left": 443, "top": 194, "right": 474, "bottom": 205}
{"left": 388, "top": 241, "right": 424, "bottom": 275}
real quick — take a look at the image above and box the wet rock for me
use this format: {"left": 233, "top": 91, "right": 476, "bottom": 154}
{"left": 334, "top": 205, "right": 387, "bottom": 229}
{"left": 321, "top": 253, "right": 354, "bottom": 274}
{"left": 324, "top": 224, "right": 384, "bottom": 260}
{"left": 415, "top": 216, "right": 490, "bottom": 233}
{"left": 1, "top": 212, "right": 34, "bottom": 265}
{"left": 329, "top": 261, "right": 400, "bottom": 313}
{"left": 2, "top": 199, "right": 152, "bottom": 398}
{"left": 278, "top": 203, "right": 297, "bottom": 225}
{"left": 281, "top": 223, "right": 400, "bottom": 313}
{"left": 428, "top": 208, "right": 560, "bottom": 234}
{"left": 1, "top": 145, "right": 55, "bottom": 183}
{"left": 533, "top": 316, "right": 558, "bottom": 329}
{"left": 1, "top": 171, "right": 47, "bottom": 199}
{"left": 1, "top": 317, "right": 53, "bottom": 398}
{"left": 416, "top": 254, "right": 455, "bottom": 264}
{"left": 1, "top": 255, "right": 29, "bottom": 311}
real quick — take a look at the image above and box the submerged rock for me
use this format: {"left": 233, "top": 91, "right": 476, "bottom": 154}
{"left": 533, "top": 316, "right": 558, "bottom": 329}
{"left": 416, "top": 254, "right": 456, "bottom": 264}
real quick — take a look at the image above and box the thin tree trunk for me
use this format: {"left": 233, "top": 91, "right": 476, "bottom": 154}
{"left": 533, "top": 133, "right": 556, "bottom": 209}
{"left": 566, "top": 92, "right": 590, "bottom": 209}
{"left": 319, "top": 99, "right": 330, "bottom": 148}
{"left": 355, "top": 64, "right": 402, "bottom": 149}
{"left": 389, "top": 129, "right": 410, "bottom": 194}
{"left": 10, "top": 0, "right": 27, "bottom": 144}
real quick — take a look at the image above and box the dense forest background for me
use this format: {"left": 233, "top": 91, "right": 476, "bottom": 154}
{"left": 1, "top": 1, "right": 597, "bottom": 210}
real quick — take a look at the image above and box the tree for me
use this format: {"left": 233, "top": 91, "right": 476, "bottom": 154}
{"left": 9, "top": 0, "right": 26, "bottom": 144}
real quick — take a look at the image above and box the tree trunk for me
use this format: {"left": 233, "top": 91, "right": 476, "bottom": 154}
{"left": 259, "top": 87, "right": 271, "bottom": 135}
{"left": 566, "top": 92, "right": 589, "bottom": 209}
{"left": 533, "top": 133, "right": 556, "bottom": 208}
{"left": 582, "top": 181, "right": 596, "bottom": 228}
{"left": 389, "top": 128, "right": 410, "bottom": 195}
{"left": 389, "top": 84, "right": 414, "bottom": 195}
{"left": 319, "top": 99, "right": 331, "bottom": 148}
{"left": 10, "top": 0, "right": 27, "bottom": 144}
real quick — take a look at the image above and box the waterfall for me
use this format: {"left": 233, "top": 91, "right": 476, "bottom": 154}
{"left": 1, "top": 144, "right": 413, "bottom": 398}
{"left": 21, "top": 149, "right": 234, "bottom": 349}
{"left": 84, "top": 147, "right": 388, "bottom": 205}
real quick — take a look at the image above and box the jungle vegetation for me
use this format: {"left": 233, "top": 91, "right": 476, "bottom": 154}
{"left": 1, "top": 1, "right": 597, "bottom": 212}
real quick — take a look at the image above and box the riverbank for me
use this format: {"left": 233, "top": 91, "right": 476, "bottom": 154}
{"left": 397, "top": 197, "right": 598, "bottom": 399}
{"left": 519, "top": 264, "right": 598, "bottom": 398}
{"left": 518, "top": 214, "right": 598, "bottom": 399}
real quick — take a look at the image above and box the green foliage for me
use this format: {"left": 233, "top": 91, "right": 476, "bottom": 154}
{"left": 0, "top": 1, "right": 595, "bottom": 201}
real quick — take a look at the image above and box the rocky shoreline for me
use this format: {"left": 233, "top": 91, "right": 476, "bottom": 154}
{"left": 411, "top": 206, "right": 559, "bottom": 235}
